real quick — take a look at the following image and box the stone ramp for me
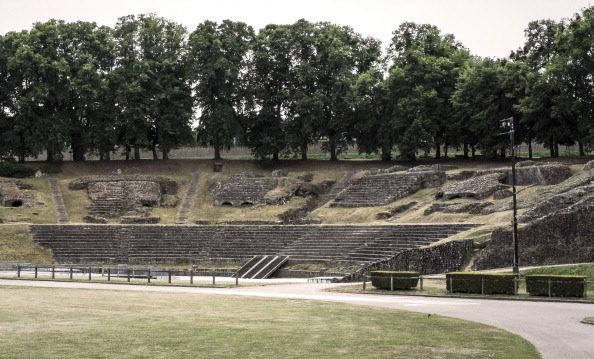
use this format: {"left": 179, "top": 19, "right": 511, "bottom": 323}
{"left": 30, "top": 224, "right": 477, "bottom": 266}
{"left": 176, "top": 172, "right": 200, "bottom": 224}
{"left": 48, "top": 178, "right": 69, "bottom": 224}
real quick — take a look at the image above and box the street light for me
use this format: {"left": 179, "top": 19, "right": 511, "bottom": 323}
{"left": 500, "top": 117, "right": 519, "bottom": 275}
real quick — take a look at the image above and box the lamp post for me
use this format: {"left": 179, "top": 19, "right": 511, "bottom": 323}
{"left": 501, "top": 117, "right": 519, "bottom": 275}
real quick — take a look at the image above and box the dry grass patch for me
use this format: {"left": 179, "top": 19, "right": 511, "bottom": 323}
{"left": 0, "top": 178, "right": 57, "bottom": 224}
{"left": 0, "top": 224, "right": 54, "bottom": 264}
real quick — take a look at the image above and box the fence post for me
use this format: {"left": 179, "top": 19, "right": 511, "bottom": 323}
{"left": 17, "top": 264, "right": 20, "bottom": 278}
{"left": 390, "top": 276, "right": 394, "bottom": 291}
{"left": 362, "top": 276, "right": 366, "bottom": 291}
{"left": 34, "top": 266, "right": 38, "bottom": 279}
{"left": 107, "top": 268, "right": 111, "bottom": 282}
{"left": 514, "top": 277, "right": 518, "bottom": 296}
{"left": 481, "top": 276, "right": 485, "bottom": 295}
{"left": 168, "top": 270, "right": 171, "bottom": 284}
{"left": 449, "top": 276, "right": 453, "bottom": 294}
{"left": 548, "top": 278, "right": 552, "bottom": 298}
{"left": 88, "top": 267, "right": 92, "bottom": 281}
{"left": 51, "top": 266, "right": 55, "bottom": 279}
{"left": 212, "top": 271, "right": 215, "bottom": 286}
{"left": 147, "top": 269, "right": 151, "bottom": 284}
{"left": 190, "top": 268, "right": 194, "bottom": 285}
{"left": 584, "top": 279, "right": 588, "bottom": 298}
{"left": 127, "top": 269, "right": 130, "bottom": 282}
{"left": 419, "top": 275, "right": 423, "bottom": 292}
{"left": 69, "top": 267, "right": 73, "bottom": 280}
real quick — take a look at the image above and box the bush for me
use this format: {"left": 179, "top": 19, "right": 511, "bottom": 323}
{"left": 0, "top": 162, "right": 36, "bottom": 178}
{"left": 370, "top": 271, "right": 419, "bottom": 290}
{"left": 446, "top": 272, "right": 517, "bottom": 295}
{"left": 526, "top": 275, "right": 586, "bottom": 297}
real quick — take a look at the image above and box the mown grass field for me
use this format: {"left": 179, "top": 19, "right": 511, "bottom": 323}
{"left": 0, "top": 286, "right": 539, "bottom": 359}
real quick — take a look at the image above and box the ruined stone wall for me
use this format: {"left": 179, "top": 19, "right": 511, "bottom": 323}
{"left": 474, "top": 199, "right": 594, "bottom": 269}
{"left": 344, "top": 239, "right": 474, "bottom": 281}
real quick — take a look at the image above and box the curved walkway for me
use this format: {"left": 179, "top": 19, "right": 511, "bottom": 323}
{"left": 1, "top": 279, "right": 593, "bottom": 359}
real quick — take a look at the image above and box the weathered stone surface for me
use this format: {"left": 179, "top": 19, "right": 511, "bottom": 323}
{"left": 69, "top": 175, "right": 178, "bottom": 194}
{"left": 0, "top": 178, "right": 36, "bottom": 207}
{"left": 213, "top": 173, "right": 278, "bottom": 206}
{"left": 436, "top": 173, "right": 507, "bottom": 200}
{"left": 519, "top": 182, "right": 594, "bottom": 223}
{"left": 477, "top": 163, "right": 572, "bottom": 185}
{"left": 366, "top": 165, "right": 408, "bottom": 175}
{"left": 121, "top": 216, "right": 160, "bottom": 224}
{"left": 271, "top": 169, "right": 288, "bottom": 177}
{"left": 83, "top": 215, "right": 108, "bottom": 224}
{"left": 424, "top": 202, "right": 494, "bottom": 216}
{"left": 447, "top": 170, "right": 477, "bottom": 181}
{"left": 474, "top": 197, "right": 594, "bottom": 269}
{"left": 493, "top": 189, "right": 513, "bottom": 200}
{"left": 88, "top": 181, "right": 162, "bottom": 207}
{"left": 297, "top": 173, "right": 314, "bottom": 182}
{"left": 345, "top": 239, "right": 474, "bottom": 280}
{"left": 583, "top": 160, "right": 594, "bottom": 171}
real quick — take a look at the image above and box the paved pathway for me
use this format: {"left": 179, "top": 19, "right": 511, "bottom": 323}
{"left": 48, "top": 178, "right": 69, "bottom": 223}
{"left": 176, "top": 172, "right": 200, "bottom": 224}
{"left": 2, "top": 279, "right": 593, "bottom": 359}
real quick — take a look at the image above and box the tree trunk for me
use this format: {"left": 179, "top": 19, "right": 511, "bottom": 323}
{"left": 499, "top": 147, "right": 506, "bottom": 159}
{"left": 46, "top": 147, "right": 54, "bottom": 163}
{"left": 554, "top": 142, "right": 559, "bottom": 158}
{"left": 578, "top": 140, "right": 585, "bottom": 157}
{"left": 214, "top": 144, "right": 221, "bottom": 160}
{"left": 329, "top": 137, "right": 338, "bottom": 161}
{"left": 71, "top": 132, "right": 85, "bottom": 162}
{"left": 272, "top": 150, "right": 279, "bottom": 161}
{"left": 162, "top": 148, "right": 169, "bottom": 160}
{"left": 463, "top": 143, "right": 469, "bottom": 159}
{"left": 381, "top": 144, "right": 392, "bottom": 161}
{"left": 151, "top": 146, "right": 158, "bottom": 160}
{"left": 444, "top": 142, "right": 449, "bottom": 158}
{"left": 301, "top": 140, "right": 308, "bottom": 161}
{"left": 435, "top": 141, "right": 441, "bottom": 159}
{"left": 528, "top": 141, "right": 533, "bottom": 160}
{"left": 549, "top": 142, "right": 555, "bottom": 158}
{"left": 134, "top": 145, "right": 141, "bottom": 160}
{"left": 471, "top": 144, "right": 476, "bottom": 158}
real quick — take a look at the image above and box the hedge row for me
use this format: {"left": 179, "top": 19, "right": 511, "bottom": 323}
{"left": 526, "top": 275, "right": 586, "bottom": 297}
{"left": 446, "top": 272, "right": 517, "bottom": 295}
{"left": 370, "top": 271, "right": 419, "bottom": 290}
{"left": 0, "top": 162, "right": 36, "bottom": 178}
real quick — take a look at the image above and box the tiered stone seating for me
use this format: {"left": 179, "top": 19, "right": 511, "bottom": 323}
{"left": 30, "top": 224, "right": 476, "bottom": 266}
{"left": 213, "top": 174, "right": 277, "bottom": 206}
{"left": 88, "top": 182, "right": 127, "bottom": 217}
{"left": 331, "top": 173, "right": 421, "bottom": 207}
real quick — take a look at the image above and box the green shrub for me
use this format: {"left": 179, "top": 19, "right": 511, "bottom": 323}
{"left": 370, "top": 271, "right": 419, "bottom": 290}
{"left": 526, "top": 275, "right": 586, "bottom": 297}
{"left": 0, "top": 162, "right": 36, "bottom": 178}
{"left": 446, "top": 272, "right": 517, "bottom": 295}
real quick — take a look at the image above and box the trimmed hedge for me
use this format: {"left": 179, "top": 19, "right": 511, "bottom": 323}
{"left": 526, "top": 275, "right": 586, "bottom": 297}
{"left": 370, "top": 271, "right": 419, "bottom": 290}
{"left": 0, "top": 162, "right": 36, "bottom": 178}
{"left": 446, "top": 272, "right": 517, "bottom": 295}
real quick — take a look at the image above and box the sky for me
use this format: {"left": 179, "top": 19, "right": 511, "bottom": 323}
{"left": 1, "top": 0, "right": 593, "bottom": 58}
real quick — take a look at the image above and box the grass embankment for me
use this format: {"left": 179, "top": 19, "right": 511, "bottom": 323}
{"left": 0, "top": 224, "right": 54, "bottom": 264}
{"left": 522, "top": 263, "right": 594, "bottom": 281}
{"left": 0, "top": 286, "right": 539, "bottom": 359}
{"left": 0, "top": 178, "right": 57, "bottom": 224}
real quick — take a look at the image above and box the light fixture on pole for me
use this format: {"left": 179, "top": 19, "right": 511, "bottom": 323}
{"left": 500, "top": 117, "right": 519, "bottom": 275}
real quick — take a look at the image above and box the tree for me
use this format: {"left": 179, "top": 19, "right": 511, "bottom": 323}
{"left": 187, "top": 20, "right": 254, "bottom": 160}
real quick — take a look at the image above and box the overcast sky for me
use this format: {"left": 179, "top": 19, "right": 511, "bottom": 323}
{"left": 2, "top": 0, "right": 592, "bottom": 58}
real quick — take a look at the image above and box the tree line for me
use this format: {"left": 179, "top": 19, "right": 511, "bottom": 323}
{"left": 0, "top": 9, "right": 593, "bottom": 162}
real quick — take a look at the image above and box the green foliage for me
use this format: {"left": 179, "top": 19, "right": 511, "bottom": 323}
{"left": 370, "top": 270, "right": 419, "bottom": 290}
{"left": 0, "top": 162, "right": 36, "bottom": 178}
{"left": 446, "top": 272, "right": 517, "bottom": 295}
{"left": 525, "top": 275, "right": 586, "bottom": 297}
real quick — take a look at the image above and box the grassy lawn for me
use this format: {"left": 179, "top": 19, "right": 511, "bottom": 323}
{"left": 0, "top": 286, "right": 538, "bottom": 359}
{"left": 522, "top": 263, "right": 594, "bottom": 281}
{"left": 0, "top": 224, "right": 54, "bottom": 264}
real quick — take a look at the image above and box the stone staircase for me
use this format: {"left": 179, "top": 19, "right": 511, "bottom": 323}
{"left": 176, "top": 172, "right": 200, "bottom": 224}
{"left": 30, "top": 224, "right": 477, "bottom": 266}
{"left": 331, "top": 173, "right": 422, "bottom": 208}
{"left": 48, "top": 178, "right": 69, "bottom": 224}
{"left": 88, "top": 182, "right": 127, "bottom": 217}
